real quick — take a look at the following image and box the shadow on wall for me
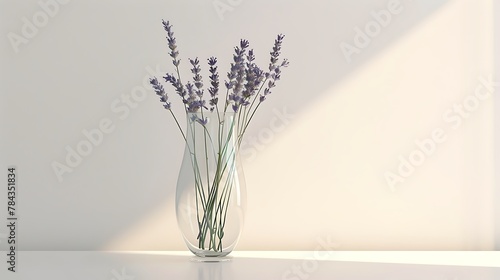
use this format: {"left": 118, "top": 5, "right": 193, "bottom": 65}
{"left": 2, "top": 0, "right": 449, "bottom": 250}
{"left": 98, "top": 0, "right": 450, "bottom": 250}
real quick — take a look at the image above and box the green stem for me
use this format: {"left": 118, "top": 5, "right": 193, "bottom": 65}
{"left": 168, "top": 110, "right": 186, "bottom": 141}
{"left": 190, "top": 111, "right": 241, "bottom": 252}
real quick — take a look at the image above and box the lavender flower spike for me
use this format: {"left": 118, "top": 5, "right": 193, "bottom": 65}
{"left": 269, "top": 34, "right": 285, "bottom": 71}
{"left": 227, "top": 39, "right": 250, "bottom": 112}
{"left": 185, "top": 82, "right": 205, "bottom": 112}
{"left": 260, "top": 34, "right": 288, "bottom": 102}
{"left": 164, "top": 73, "right": 187, "bottom": 105}
{"left": 207, "top": 57, "right": 219, "bottom": 111}
{"left": 196, "top": 116, "right": 208, "bottom": 125}
{"left": 189, "top": 58, "right": 204, "bottom": 97}
{"left": 150, "top": 77, "right": 171, "bottom": 110}
{"left": 162, "top": 20, "right": 181, "bottom": 67}
{"left": 241, "top": 49, "right": 264, "bottom": 101}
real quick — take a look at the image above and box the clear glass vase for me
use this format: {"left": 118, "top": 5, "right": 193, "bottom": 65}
{"left": 175, "top": 112, "right": 246, "bottom": 257}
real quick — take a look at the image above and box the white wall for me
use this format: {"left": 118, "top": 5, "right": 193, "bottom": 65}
{"left": 0, "top": 0, "right": 496, "bottom": 250}
{"left": 495, "top": 0, "right": 500, "bottom": 251}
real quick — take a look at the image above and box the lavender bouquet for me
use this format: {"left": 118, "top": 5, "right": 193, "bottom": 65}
{"left": 150, "top": 20, "right": 288, "bottom": 257}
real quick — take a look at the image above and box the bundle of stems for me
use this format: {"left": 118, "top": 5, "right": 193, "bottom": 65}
{"left": 149, "top": 20, "right": 288, "bottom": 251}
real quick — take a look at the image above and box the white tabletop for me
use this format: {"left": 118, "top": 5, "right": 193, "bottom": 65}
{"left": 1, "top": 251, "right": 499, "bottom": 280}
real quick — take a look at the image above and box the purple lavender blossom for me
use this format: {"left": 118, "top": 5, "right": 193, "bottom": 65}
{"left": 232, "top": 40, "right": 249, "bottom": 94}
{"left": 281, "top": 59, "right": 290, "bottom": 68}
{"left": 207, "top": 57, "right": 219, "bottom": 112}
{"left": 241, "top": 50, "right": 265, "bottom": 100}
{"left": 186, "top": 82, "right": 197, "bottom": 111}
{"left": 152, "top": 20, "right": 288, "bottom": 117}
{"left": 185, "top": 82, "right": 206, "bottom": 112}
{"left": 196, "top": 116, "right": 208, "bottom": 125}
{"left": 162, "top": 20, "right": 181, "bottom": 67}
{"left": 150, "top": 77, "right": 165, "bottom": 96}
{"left": 246, "top": 48, "right": 255, "bottom": 63}
{"left": 150, "top": 77, "right": 171, "bottom": 110}
{"left": 269, "top": 34, "right": 285, "bottom": 72}
{"left": 226, "top": 39, "right": 250, "bottom": 112}
{"left": 164, "top": 73, "right": 188, "bottom": 105}
{"left": 260, "top": 35, "right": 288, "bottom": 102}
{"left": 189, "top": 114, "right": 209, "bottom": 126}
{"left": 226, "top": 41, "right": 249, "bottom": 86}
{"left": 189, "top": 58, "right": 204, "bottom": 97}
{"left": 225, "top": 63, "right": 238, "bottom": 90}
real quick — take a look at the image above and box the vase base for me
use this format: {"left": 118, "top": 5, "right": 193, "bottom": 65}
{"left": 188, "top": 248, "right": 232, "bottom": 259}
{"left": 190, "top": 256, "right": 232, "bottom": 262}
